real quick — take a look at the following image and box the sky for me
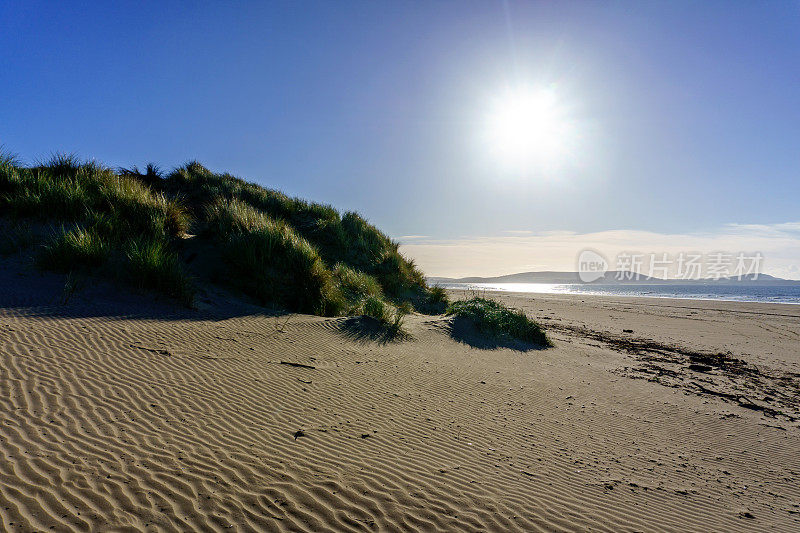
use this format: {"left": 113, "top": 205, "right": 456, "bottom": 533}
{"left": 2, "top": 1, "right": 799, "bottom": 278}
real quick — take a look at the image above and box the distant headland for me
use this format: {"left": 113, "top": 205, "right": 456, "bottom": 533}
{"left": 429, "top": 271, "right": 798, "bottom": 285}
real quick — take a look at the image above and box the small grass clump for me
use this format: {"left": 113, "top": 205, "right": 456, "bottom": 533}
{"left": 359, "top": 295, "right": 408, "bottom": 337}
{"left": 118, "top": 163, "right": 165, "bottom": 190}
{"left": 362, "top": 295, "right": 391, "bottom": 323}
{"left": 124, "top": 238, "right": 195, "bottom": 306}
{"left": 36, "top": 226, "right": 109, "bottom": 272}
{"left": 0, "top": 147, "right": 20, "bottom": 167}
{"left": 416, "top": 284, "right": 449, "bottom": 314}
{"left": 447, "top": 297, "right": 552, "bottom": 347}
{"left": 428, "top": 285, "right": 448, "bottom": 305}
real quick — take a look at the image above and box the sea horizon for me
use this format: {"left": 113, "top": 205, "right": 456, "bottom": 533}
{"left": 440, "top": 282, "right": 800, "bottom": 305}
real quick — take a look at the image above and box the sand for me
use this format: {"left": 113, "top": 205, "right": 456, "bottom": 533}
{"left": 0, "top": 261, "right": 799, "bottom": 532}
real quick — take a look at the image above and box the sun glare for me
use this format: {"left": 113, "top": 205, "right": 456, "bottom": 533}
{"left": 485, "top": 87, "right": 574, "bottom": 173}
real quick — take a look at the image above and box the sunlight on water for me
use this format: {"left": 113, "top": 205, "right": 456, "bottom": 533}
{"left": 440, "top": 282, "right": 800, "bottom": 305}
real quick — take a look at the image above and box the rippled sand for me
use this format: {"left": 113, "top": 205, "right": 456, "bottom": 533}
{"left": 0, "top": 262, "right": 798, "bottom": 531}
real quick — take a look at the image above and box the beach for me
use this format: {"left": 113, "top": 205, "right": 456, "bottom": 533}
{"left": 0, "top": 265, "right": 798, "bottom": 532}
{"left": 4, "top": 2, "right": 799, "bottom": 531}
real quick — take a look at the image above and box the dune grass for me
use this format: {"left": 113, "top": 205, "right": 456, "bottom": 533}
{"left": 0, "top": 154, "right": 190, "bottom": 240}
{"left": 359, "top": 296, "right": 409, "bottom": 337}
{"left": 2, "top": 154, "right": 195, "bottom": 304}
{"left": 124, "top": 238, "right": 195, "bottom": 307}
{"left": 203, "top": 197, "right": 272, "bottom": 236}
{"left": 1, "top": 153, "right": 444, "bottom": 319}
{"left": 201, "top": 196, "right": 341, "bottom": 314}
{"left": 169, "top": 162, "right": 430, "bottom": 304}
{"left": 222, "top": 221, "right": 345, "bottom": 316}
{"left": 447, "top": 297, "right": 552, "bottom": 347}
{"left": 0, "top": 147, "right": 20, "bottom": 167}
{"left": 332, "top": 263, "right": 382, "bottom": 302}
{"left": 427, "top": 285, "right": 448, "bottom": 305}
{"left": 36, "top": 226, "right": 109, "bottom": 272}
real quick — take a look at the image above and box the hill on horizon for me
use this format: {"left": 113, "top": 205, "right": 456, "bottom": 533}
{"left": 430, "top": 271, "right": 796, "bottom": 285}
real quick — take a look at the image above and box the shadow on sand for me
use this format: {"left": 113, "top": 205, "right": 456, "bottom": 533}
{"left": 1, "top": 257, "right": 549, "bottom": 353}
{"left": 0, "top": 254, "right": 291, "bottom": 323}
{"left": 337, "top": 316, "right": 411, "bottom": 345}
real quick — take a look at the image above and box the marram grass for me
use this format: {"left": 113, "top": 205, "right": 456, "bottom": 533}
{"left": 124, "top": 238, "right": 195, "bottom": 307}
{"left": 0, "top": 153, "right": 455, "bottom": 322}
{"left": 36, "top": 226, "right": 109, "bottom": 272}
{"left": 447, "top": 297, "right": 552, "bottom": 347}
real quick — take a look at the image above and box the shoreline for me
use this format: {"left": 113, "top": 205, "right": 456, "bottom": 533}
{"left": 442, "top": 283, "right": 800, "bottom": 307}
{"left": 458, "top": 289, "right": 800, "bottom": 395}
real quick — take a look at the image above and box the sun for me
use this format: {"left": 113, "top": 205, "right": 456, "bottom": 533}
{"left": 485, "top": 86, "right": 573, "bottom": 172}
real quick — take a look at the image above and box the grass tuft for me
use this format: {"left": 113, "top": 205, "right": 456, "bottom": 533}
{"left": 0, "top": 146, "right": 21, "bottom": 167}
{"left": 41, "top": 152, "right": 84, "bottom": 175}
{"left": 416, "top": 284, "right": 449, "bottom": 314}
{"left": 124, "top": 238, "right": 195, "bottom": 306}
{"left": 118, "top": 163, "right": 164, "bottom": 190}
{"left": 447, "top": 297, "right": 552, "bottom": 347}
{"left": 36, "top": 226, "right": 109, "bottom": 272}
{"left": 362, "top": 295, "right": 390, "bottom": 322}
{"left": 428, "top": 285, "right": 448, "bottom": 305}
{"left": 204, "top": 197, "right": 270, "bottom": 236}
{"left": 358, "top": 296, "right": 409, "bottom": 337}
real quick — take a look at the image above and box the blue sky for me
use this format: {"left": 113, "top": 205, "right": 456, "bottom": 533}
{"left": 2, "top": 2, "right": 799, "bottom": 276}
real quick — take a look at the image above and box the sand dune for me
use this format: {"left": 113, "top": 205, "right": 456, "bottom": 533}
{"left": 0, "top": 263, "right": 799, "bottom": 531}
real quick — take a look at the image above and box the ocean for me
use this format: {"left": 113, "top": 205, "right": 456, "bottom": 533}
{"left": 439, "top": 282, "right": 800, "bottom": 305}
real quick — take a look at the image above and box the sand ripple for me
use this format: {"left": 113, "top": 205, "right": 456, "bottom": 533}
{"left": 0, "top": 276, "right": 798, "bottom": 531}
